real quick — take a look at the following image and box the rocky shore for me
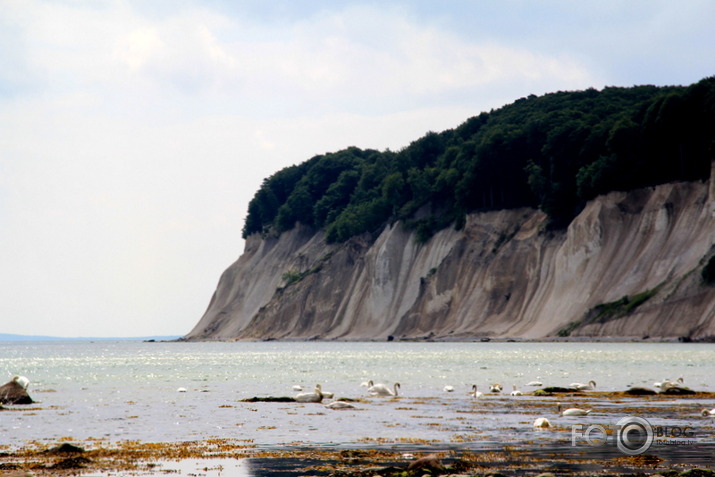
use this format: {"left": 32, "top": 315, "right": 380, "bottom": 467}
{"left": 2, "top": 390, "right": 714, "bottom": 477}
{"left": 1, "top": 439, "right": 714, "bottom": 477}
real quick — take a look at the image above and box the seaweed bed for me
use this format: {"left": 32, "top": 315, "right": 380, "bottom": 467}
{"left": 2, "top": 441, "right": 714, "bottom": 477}
{"left": 1, "top": 391, "right": 714, "bottom": 476}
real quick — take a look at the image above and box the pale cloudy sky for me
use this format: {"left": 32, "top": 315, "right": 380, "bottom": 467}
{"left": 1, "top": 1, "right": 713, "bottom": 338}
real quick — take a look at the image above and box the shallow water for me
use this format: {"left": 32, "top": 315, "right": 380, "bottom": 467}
{"left": 77, "top": 458, "right": 252, "bottom": 477}
{"left": 1, "top": 340, "right": 714, "bottom": 474}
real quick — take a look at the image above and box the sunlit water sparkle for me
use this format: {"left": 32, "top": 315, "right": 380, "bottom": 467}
{"left": 1, "top": 340, "right": 714, "bottom": 463}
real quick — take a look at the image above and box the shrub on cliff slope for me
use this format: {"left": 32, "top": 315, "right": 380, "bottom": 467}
{"left": 242, "top": 77, "right": 715, "bottom": 241}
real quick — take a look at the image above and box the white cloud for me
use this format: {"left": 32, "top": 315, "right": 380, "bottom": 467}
{"left": 37, "top": 2, "right": 594, "bottom": 116}
{"left": 1, "top": 0, "right": 711, "bottom": 337}
{"left": 117, "top": 27, "right": 165, "bottom": 72}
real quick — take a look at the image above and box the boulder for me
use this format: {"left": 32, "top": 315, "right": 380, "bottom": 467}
{"left": 660, "top": 386, "right": 696, "bottom": 395}
{"left": 624, "top": 387, "right": 657, "bottom": 395}
{"left": 407, "top": 454, "right": 444, "bottom": 473}
{"left": 0, "top": 378, "right": 34, "bottom": 405}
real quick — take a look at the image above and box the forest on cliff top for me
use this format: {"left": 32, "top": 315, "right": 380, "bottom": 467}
{"left": 243, "top": 76, "right": 715, "bottom": 243}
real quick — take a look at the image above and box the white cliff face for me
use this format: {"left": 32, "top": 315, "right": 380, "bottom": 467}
{"left": 185, "top": 178, "right": 715, "bottom": 341}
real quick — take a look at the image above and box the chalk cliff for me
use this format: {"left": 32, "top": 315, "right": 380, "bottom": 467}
{"left": 185, "top": 174, "right": 715, "bottom": 341}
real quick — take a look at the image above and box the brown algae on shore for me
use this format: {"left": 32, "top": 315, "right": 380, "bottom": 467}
{"left": 1, "top": 440, "right": 714, "bottom": 477}
{"left": 1, "top": 391, "right": 714, "bottom": 476}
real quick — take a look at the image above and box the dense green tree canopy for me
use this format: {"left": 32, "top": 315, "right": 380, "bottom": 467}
{"left": 242, "top": 77, "right": 715, "bottom": 242}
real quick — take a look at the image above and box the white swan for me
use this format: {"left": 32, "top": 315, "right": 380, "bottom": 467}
{"left": 325, "top": 400, "right": 356, "bottom": 410}
{"left": 701, "top": 408, "right": 715, "bottom": 417}
{"left": 294, "top": 384, "right": 324, "bottom": 403}
{"left": 510, "top": 384, "right": 522, "bottom": 396}
{"left": 471, "top": 384, "right": 483, "bottom": 398}
{"left": 12, "top": 376, "right": 30, "bottom": 390}
{"left": 489, "top": 383, "right": 503, "bottom": 393}
{"left": 659, "top": 380, "right": 691, "bottom": 393}
{"left": 176, "top": 387, "right": 188, "bottom": 393}
{"left": 292, "top": 385, "right": 303, "bottom": 391}
{"left": 570, "top": 380, "right": 596, "bottom": 390}
{"left": 654, "top": 377, "right": 684, "bottom": 388}
{"left": 533, "top": 417, "right": 552, "bottom": 428}
{"left": 527, "top": 380, "right": 543, "bottom": 387}
{"left": 360, "top": 380, "right": 374, "bottom": 388}
{"left": 444, "top": 385, "right": 455, "bottom": 392}
{"left": 557, "top": 402, "right": 591, "bottom": 416}
{"left": 368, "top": 382, "right": 400, "bottom": 397}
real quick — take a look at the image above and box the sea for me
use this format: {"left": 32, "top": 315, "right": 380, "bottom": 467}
{"left": 1, "top": 340, "right": 714, "bottom": 475}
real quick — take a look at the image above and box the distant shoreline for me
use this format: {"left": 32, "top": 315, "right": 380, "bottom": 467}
{"left": 3, "top": 333, "right": 712, "bottom": 343}
{"left": 0, "top": 333, "right": 182, "bottom": 342}
{"left": 175, "top": 335, "right": 714, "bottom": 344}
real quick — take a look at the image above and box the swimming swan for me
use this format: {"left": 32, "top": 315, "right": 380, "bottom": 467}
{"left": 659, "top": 380, "right": 691, "bottom": 394}
{"left": 471, "top": 385, "right": 483, "bottom": 398}
{"left": 570, "top": 380, "right": 596, "bottom": 390}
{"left": 295, "top": 384, "right": 324, "bottom": 403}
{"left": 489, "top": 383, "right": 503, "bottom": 393}
{"left": 533, "top": 417, "right": 552, "bottom": 428}
{"left": 527, "top": 380, "right": 543, "bottom": 387}
{"left": 557, "top": 402, "right": 591, "bottom": 416}
{"left": 325, "top": 400, "right": 357, "bottom": 410}
{"left": 444, "top": 385, "right": 455, "bottom": 392}
{"left": 655, "top": 377, "right": 684, "bottom": 388}
{"left": 368, "top": 382, "right": 400, "bottom": 397}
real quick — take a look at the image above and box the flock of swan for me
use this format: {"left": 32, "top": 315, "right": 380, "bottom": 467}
{"left": 285, "top": 376, "right": 715, "bottom": 431}
{"left": 468, "top": 382, "right": 592, "bottom": 428}
{"left": 8, "top": 372, "right": 713, "bottom": 429}
{"left": 286, "top": 380, "right": 402, "bottom": 409}
{"left": 654, "top": 377, "right": 685, "bottom": 390}
{"left": 468, "top": 380, "right": 596, "bottom": 397}
{"left": 294, "top": 384, "right": 335, "bottom": 403}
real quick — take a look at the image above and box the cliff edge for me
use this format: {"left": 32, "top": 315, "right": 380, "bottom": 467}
{"left": 185, "top": 175, "right": 715, "bottom": 341}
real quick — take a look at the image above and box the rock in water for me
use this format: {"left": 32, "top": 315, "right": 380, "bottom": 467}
{"left": 624, "top": 387, "right": 657, "bottom": 395}
{"left": 407, "top": 454, "right": 444, "bottom": 472}
{"left": 0, "top": 379, "right": 33, "bottom": 404}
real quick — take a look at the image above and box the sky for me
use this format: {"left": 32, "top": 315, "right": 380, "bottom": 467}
{"left": 1, "top": 1, "right": 714, "bottom": 338}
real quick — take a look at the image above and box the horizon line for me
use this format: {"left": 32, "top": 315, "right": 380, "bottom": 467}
{"left": 0, "top": 332, "right": 183, "bottom": 342}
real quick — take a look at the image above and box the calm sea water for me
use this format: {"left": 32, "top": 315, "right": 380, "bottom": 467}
{"left": 1, "top": 340, "right": 714, "bottom": 458}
